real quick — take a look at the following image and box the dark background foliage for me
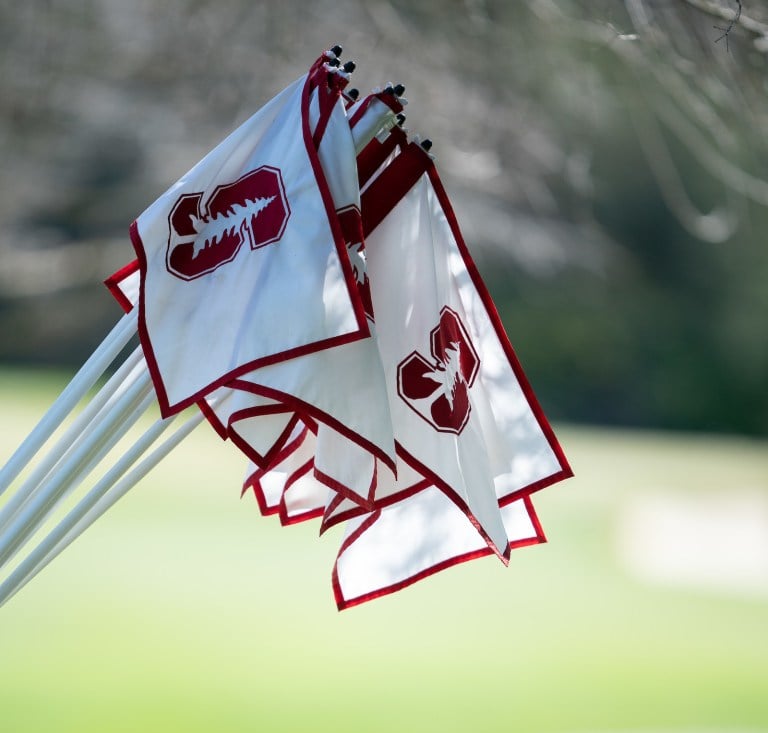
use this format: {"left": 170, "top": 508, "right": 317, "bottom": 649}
{"left": 0, "top": 0, "right": 766, "bottom": 435}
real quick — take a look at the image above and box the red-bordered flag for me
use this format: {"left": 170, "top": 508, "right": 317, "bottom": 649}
{"left": 126, "top": 72, "right": 369, "bottom": 417}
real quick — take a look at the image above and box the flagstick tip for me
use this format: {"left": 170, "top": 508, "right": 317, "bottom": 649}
{"left": 347, "top": 88, "right": 360, "bottom": 101}
{"left": 330, "top": 45, "right": 343, "bottom": 57}
{"left": 343, "top": 61, "right": 356, "bottom": 73}
{"left": 383, "top": 83, "right": 405, "bottom": 97}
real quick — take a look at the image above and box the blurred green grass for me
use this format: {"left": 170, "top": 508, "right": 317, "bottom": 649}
{"left": 0, "top": 368, "right": 766, "bottom": 733}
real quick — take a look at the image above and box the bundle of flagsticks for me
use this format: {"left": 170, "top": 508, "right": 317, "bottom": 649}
{"left": 0, "top": 47, "right": 571, "bottom": 610}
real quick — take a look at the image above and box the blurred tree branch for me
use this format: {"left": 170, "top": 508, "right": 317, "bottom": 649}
{"left": 681, "top": 0, "right": 768, "bottom": 43}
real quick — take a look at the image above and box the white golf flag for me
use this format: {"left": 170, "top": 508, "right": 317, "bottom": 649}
{"left": 106, "top": 60, "right": 570, "bottom": 609}
{"left": 212, "top": 81, "right": 400, "bottom": 500}
{"left": 333, "top": 493, "right": 545, "bottom": 609}
{"left": 106, "top": 68, "right": 402, "bottom": 499}
{"left": 242, "top": 422, "right": 328, "bottom": 525}
{"left": 0, "top": 50, "right": 574, "bottom": 613}
{"left": 326, "top": 136, "right": 571, "bottom": 606}
{"left": 129, "top": 72, "right": 369, "bottom": 417}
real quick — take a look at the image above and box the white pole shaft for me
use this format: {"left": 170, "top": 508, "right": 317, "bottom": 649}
{"left": 0, "top": 368, "right": 153, "bottom": 569}
{"left": 0, "top": 310, "right": 138, "bottom": 496}
{"left": 53, "top": 358, "right": 152, "bottom": 497}
{"left": 0, "top": 346, "right": 145, "bottom": 534}
{"left": 0, "top": 410, "right": 205, "bottom": 608}
{"left": 50, "top": 387, "right": 157, "bottom": 519}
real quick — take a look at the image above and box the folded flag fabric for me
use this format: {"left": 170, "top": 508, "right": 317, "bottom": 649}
{"left": 330, "top": 134, "right": 572, "bottom": 606}
{"left": 240, "top": 122, "right": 572, "bottom": 607}
{"left": 127, "top": 70, "right": 370, "bottom": 417}
{"left": 216, "top": 82, "right": 405, "bottom": 504}
{"left": 1, "top": 47, "right": 572, "bottom": 612}
{"left": 107, "top": 63, "right": 403, "bottom": 507}
{"left": 333, "top": 493, "right": 546, "bottom": 609}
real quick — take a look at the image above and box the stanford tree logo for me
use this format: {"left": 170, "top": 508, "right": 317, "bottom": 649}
{"left": 336, "top": 205, "right": 374, "bottom": 321}
{"left": 166, "top": 166, "right": 290, "bottom": 281}
{"left": 397, "top": 307, "right": 479, "bottom": 434}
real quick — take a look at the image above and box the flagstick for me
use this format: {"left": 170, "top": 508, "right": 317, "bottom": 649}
{"left": 20, "top": 391, "right": 229, "bottom": 593}
{"left": 49, "top": 384, "right": 156, "bottom": 518}
{"left": 0, "top": 345, "right": 145, "bottom": 534}
{"left": 0, "top": 367, "right": 154, "bottom": 570}
{"left": 57, "top": 356, "right": 151, "bottom": 487}
{"left": 0, "top": 310, "right": 138, "bottom": 496}
{"left": 0, "top": 410, "right": 207, "bottom": 608}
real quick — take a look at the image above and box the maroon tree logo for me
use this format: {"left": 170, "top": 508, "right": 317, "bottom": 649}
{"left": 166, "top": 166, "right": 290, "bottom": 281}
{"left": 336, "top": 205, "right": 374, "bottom": 321}
{"left": 397, "top": 307, "right": 479, "bottom": 434}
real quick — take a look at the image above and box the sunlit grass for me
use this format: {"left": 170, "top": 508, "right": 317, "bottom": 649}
{"left": 0, "top": 368, "right": 766, "bottom": 733}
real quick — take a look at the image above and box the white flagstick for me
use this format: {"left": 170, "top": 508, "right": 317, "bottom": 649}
{"left": 0, "top": 367, "right": 154, "bottom": 570}
{"left": 0, "top": 310, "right": 138, "bottom": 496}
{"left": 0, "top": 345, "right": 145, "bottom": 534}
{"left": 41, "top": 387, "right": 157, "bottom": 523}
{"left": 0, "top": 409, "right": 207, "bottom": 608}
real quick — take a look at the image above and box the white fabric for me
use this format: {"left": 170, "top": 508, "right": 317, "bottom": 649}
{"left": 329, "top": 154, "right": 568, "bottom": 604}
{"left": 113, "top": 267, "right": 140, "bottom": 306}
{"left": 107, "top": 66, "right": 568, "bottom": 610}
{"left": 222, "top": 91, "right": 396, "bottom": 483}
{"left": 244, "top": 424, "right": 315, "bottom": 513}
{"left": 334, "top": 492, "right": 540, "bottom": 608}
{"left": 371, "top": 164, "right": 564, "bottom": 523}
{"left": 349, "top": 95, "right": 400, "bottom": 153}
{"left": 320, "top": 456, "right": 424, "bottom": 530}
{"left": 235, "top": 141, "right": 567, "bottom": 607}
{"left": 230, "top": 412, "right": 296, "bottom": 464}
{"left": 281, "top": 462, "right": 331, "bottom": 524}
{"left": 366, "top": 170, "right": 506, "bottom": 555}
{"left": 115, "top": 76, "right": 398, "bottom": 478}
{"left": 133, "top": 75, "right": 366, "bottom": 414}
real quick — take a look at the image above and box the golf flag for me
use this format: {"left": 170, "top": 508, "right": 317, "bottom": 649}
{"left": 106, "top": 64, "right": 403, "bottom": 500}
{"left": 210, "top": 80, "right": 401, "bottom": 499}
{"left": 326, "top": 136, "right": 571, "bottom": 606}
{"left": 239, "top": 126, "right": 571, "bottom": 607}
{"left": 333, "top": 493, "right": 546, "bottom": 609}
{"left": 128, "top": 71, "right": 369, "bottom": 418}
{"left": 0, "top": 48, "right": 573, "bottom": 613}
